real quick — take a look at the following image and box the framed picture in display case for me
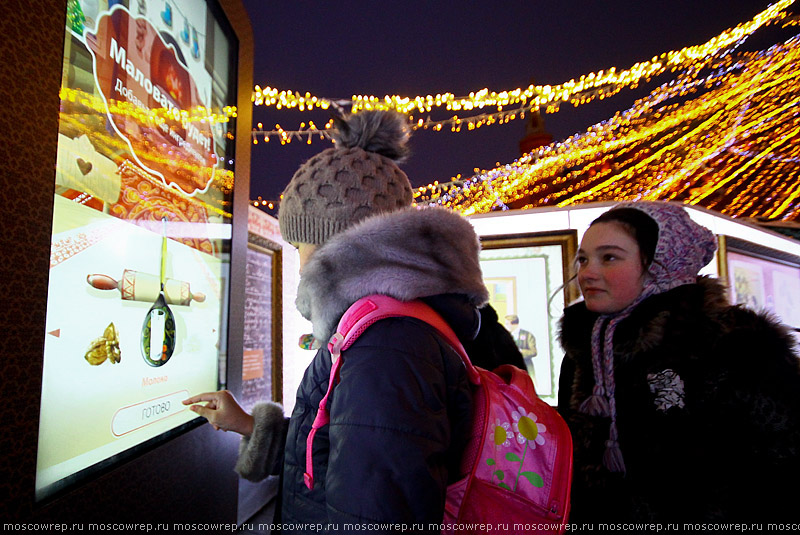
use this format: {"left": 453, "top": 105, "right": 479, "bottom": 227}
{"left": 479, "top": 231, "right": 579, "bottom": 405}
{"left": 718, "top": 235, "right": 800, "bottom": 333}
{"left": 242, "top": 233, "right": 283, "bottom": 410}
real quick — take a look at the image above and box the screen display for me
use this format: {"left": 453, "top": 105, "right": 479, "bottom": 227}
{"left": 36, "top": 0, "right": 238, "bottom": 500}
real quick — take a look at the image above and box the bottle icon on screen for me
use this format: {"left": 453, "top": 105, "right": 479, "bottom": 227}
{"left": 149, "top": 309, "right": 166, "bottom": 362}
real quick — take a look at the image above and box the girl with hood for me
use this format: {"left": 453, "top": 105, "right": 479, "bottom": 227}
{"left": 184, "top": 110, "right": 521, "bottom": 531}
{"left": 558, "top": 201, "right": 800, "bottom": 522}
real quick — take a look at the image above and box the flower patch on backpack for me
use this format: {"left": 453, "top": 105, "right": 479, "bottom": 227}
{"left": 486, "top": 407, "right": 546, "bottom": 492}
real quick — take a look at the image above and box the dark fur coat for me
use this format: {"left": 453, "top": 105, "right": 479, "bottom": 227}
{"left": 558, "top": 277, "right": 800, "bottom": 522}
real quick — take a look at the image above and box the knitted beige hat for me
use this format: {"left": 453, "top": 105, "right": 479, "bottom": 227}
{"left": 278, "top": 110, "right": 414, "bottom": 245}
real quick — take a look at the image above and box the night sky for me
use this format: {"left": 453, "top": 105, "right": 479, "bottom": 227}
{"left": 240, "top": 1, "right": 781, "bottom": 209}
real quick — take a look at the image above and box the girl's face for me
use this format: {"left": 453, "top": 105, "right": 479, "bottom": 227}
{"left": 577, "top": 222, "right": 647, "bottom": 314}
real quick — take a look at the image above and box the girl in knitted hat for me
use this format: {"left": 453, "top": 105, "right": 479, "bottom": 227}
{"left": 184, "top": 110, "right": 523, "bottom": 530}
{"left": 558, "top": 202, "right": 800, "bottom": 522}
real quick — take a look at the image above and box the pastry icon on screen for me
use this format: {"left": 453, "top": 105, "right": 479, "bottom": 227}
{"left": 85, "top": 322, "right": 121, "bottom": 366}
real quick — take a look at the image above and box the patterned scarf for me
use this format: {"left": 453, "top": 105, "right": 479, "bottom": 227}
{"left": 578, "top": 202, "right": 717, "bottom": 473}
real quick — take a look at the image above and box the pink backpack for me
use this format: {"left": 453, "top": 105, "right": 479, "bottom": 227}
{"left": 304, "top": 295, "right": 573, "bottom": 534}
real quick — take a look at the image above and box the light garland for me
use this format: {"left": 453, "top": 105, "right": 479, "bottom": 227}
{"left": 58, "top": 89, "right": 236, "bottom": 213}
{"left": 250, "top": 0, "right": 793, "bottom": 144}
{"left": 59, "top": 87, "right": 237, "bottom": 127}
{"left": 418, "top": 31, "right": 800, "bottom": 221}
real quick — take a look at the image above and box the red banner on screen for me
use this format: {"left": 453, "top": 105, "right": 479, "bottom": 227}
{"left": 86, "top": 7, "right": 218, "bottom": 196}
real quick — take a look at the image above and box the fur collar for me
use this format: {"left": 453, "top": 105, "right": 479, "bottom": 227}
{"left": 624, "top": 276, "right": 731, "bottom": 353}
{"left": 560, "top": 276, "right": 732, "bottom": 357}
{"left": 296, "top": 206, "right": 490, "bottom": 341}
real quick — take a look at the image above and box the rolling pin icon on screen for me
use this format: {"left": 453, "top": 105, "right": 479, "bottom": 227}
{"left": 87, "top": 269, "right": 206, "bottom": 306}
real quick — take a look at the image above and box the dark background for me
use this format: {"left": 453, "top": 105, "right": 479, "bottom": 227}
{"left": 240, "top": 1, "right": 784, "bottom": 209}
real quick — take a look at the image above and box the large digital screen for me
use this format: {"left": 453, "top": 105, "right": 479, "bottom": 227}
{"left": 36, "top": 0, "right": 238, "bottom": 500}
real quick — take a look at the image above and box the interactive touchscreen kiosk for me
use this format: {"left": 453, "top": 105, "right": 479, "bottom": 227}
{"left": 36, "top": 0, "right": 239, "bottom": 501}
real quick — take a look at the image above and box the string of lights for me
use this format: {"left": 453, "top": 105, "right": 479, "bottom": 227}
{"left": 59, "top": 87, "right": 237, "bottom": 126}
{"left": 249, "top": 0, "right": 793, "bottom": 145}
{"left": 418, "top": 30, "right": 800, "bottom": 221}
{"left": 58, "top": 86, "right": 236, "bottom": 214}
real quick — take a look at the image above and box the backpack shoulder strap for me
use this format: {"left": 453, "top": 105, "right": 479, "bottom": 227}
{"left": 304, "top": 294, "right": 480, "bottom": 489}
{"left": 329, "top": 295, "right": 479, "bottom": 382}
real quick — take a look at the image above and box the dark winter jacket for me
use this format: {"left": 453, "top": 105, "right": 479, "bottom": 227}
{"left": 236, "top": 207, "right": 492, "bottom": 532}
{"left": 464, "top": 302, "right": 526, "bottom": 372}
{"left": 558, "top": 276, "right": 800, "bottom": 522}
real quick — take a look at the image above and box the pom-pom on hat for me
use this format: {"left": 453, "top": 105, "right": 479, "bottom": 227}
{"left": 278, "top": 110, "right": 414, "bottom": 245}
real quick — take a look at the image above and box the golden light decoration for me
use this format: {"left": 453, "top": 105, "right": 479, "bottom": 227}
{"left": 58, "top": 88, "right": 235, "bottom": 218}
{"left": 59, "top": 87, "right": 236, "bottom": 127}
{"left": 249, "top": 0, "right": 793, "bottom": 143}
{"left": 251, "top": 197, "right": 277, "bottom": 210}
{"left": 419, "top": 28, "right": 800, "bottom": 221}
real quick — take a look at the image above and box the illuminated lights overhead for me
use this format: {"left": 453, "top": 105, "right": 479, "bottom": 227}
{"left": 58, "top": 89, "right": 235, "bottom": 215}
{"left": 252, "top": 197, "right": 277, "bottom": 210}
{"left": 249, "top": 0, "right": 793, "bottom": 143}
{"left": 59, "top": 87, "right": 236, "bottom": 128}
{"left": 250, "top": 1, "right": 800, "bottom": 221}
{"left": 418, "top": 30, "right": 800, "bottom": 221}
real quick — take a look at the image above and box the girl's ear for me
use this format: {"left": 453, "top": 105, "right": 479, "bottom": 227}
{"left": 641, "top": 258, "right": 657, "bottom": 285}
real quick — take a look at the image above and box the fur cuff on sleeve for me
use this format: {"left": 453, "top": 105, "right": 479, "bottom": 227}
{"left": 235, "top": 401, "right": 288, "bottom": 482}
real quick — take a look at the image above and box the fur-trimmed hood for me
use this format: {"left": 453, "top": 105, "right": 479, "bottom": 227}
{"left": 558, "top": 274, "right": 800, "bottom": 522}
{"left": 560, "top": 276, "right": 733, "bottom": 359}
{"left": 296, "top": 206, "right": 490, "bottom": 341}
{"left": 559, "top": 275, "right": 794, "bottom": 361}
